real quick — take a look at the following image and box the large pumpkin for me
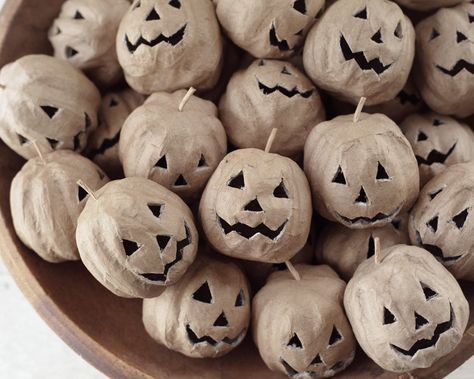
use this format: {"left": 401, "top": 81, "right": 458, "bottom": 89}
{"left": 116, "top": 0, "right": 223, "bottom": 94}
{"left": 200, "top": 148, "right": 312, "bottom": 263}
{"left": 0, "top": 55, "right": 100, "bottom": 159}
{"left": 345, "top": 244, "right": 469, "bottom": 372}
{"left": 303, "top": 0, "right": 415, "bottom": 105}
{"left": 76, "top": 177, "right": 198, "bottom": 298}
{"left": 143, "top": 255, "right": 250, "bottom": 358}
{"left": 409, "top": 162, "right": 474, "bottom": 281}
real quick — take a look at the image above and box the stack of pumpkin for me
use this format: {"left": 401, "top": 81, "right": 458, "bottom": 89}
{"left": 0, "top": 0, "right": 473, "bottom": 376}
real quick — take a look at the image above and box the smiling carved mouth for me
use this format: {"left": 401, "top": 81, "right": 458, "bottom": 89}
{"left": 186, "top": 324, "right": 246, "bottom": 347}
{"left": 436, "top": 59, "right": 474, "bottom": 77}
{"left": 218, "top": 216, "right": 287, "bottom": 240}
{"left": 269, "top": 23, "right": 292, "bottom": 51}
{"left": 258, "top": 80, "right": 314, "bottom": 99}
{"left": 280, "top": 357, "right": 351, "bottom": 378}
{"left": 337, "top": 206, "right": 401, "bottom": 226}
{"left": 416, "top": 143, "right": 457, "bottom": 166}
{"left": 391, "top": 304, "right": 454, "bottom": 357}
{"left": 415, "top": 231, "right": 464, "bottom": 264}
{"left": 125, "top": 24, "right": 187, "bottom": 53}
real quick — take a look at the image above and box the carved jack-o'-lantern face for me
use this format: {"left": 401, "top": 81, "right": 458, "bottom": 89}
{"left": 400, "top": 112, "right": 474, "bottom": 186}
{"left": 415, "top": 3, "right": 474, "bottom": 118}
{"left": 345, "top": 245, "right": 469, "bottom": 372}
{"left": 219, "top": 59, "right": 325, "bottom": 157}
{"left": 304, "top": 113, "right": 420, "bottom": 229}
{"left": 116, "top": 0, "right": 223, "bottom": 94}
{"left": 120, "top": 91, "right": 227, "bottom": 200}
{"left": 409, "top": 163, "right": 474, "bottom": 281}
{"left": 0, "top": 55, "right": 100, "bottom": 160}
{"left": 216, "top": 0, "right": 324, "bottom": 58}
{"left": 200, "top": 148, "right": 312, "bottom": 263}
{"left": 143, "top": 256, "right": 250, "bottom": 358}
{"left": 77, "top": 177, "right": 198, "bottom": 298}
{"left": 303, "top": 0, "right": 415, "bottom": 105}
{"left": 253, "top": 265, "right": 356, "bottom": 378}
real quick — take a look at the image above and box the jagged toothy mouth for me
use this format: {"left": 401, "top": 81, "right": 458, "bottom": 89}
{"left": 186, "top": 324, "right": 246, "bottom": 347}
{"left": 125, "top": 24, "right": 187, "bottom": 53}
{"left": 336, "top": 205, "right": 402, "bottom": 227}
{"left": 280, "top": 352, "right": 354, "bottom": 378}
{"left": 218, "top": 216, "right": 288, "bottom": 240}
{"left": 436, "top": 59, "right": 474, "bottom": 77}
{"left": 257, "top": 80, "right": 314, "bottom": 99}
{"left": 415, "top": 231, "right": 465, "bottom": 265}
{"left": 416, "top": 143, "right": 457, "bottom": 166}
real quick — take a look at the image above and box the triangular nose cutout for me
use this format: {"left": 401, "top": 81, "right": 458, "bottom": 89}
{"left": 355, "top": 187, "right": 368, "bottom": 204}
{"left": 213, "top": 311, "right": 229, "bottom": 327}
{"left": 174, "top": 174, "right": 188, "bottom": 187}
{"left": 244, "top": 198, "right": 263, "bottom": 212}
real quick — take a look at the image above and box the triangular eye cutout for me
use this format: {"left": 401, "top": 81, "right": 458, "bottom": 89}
{"left": 293, "top": 0, "right": 306, "bottom": 14}
{"left": 332, "top": 166, "right": 346, "bottom": 185}
{"left": 415, "top": 312, "right": 429, "bottom": 330}
{"left": 429, "top": 188, "right": 444, "bottom": 201}
{"left": 426, "top": 216, "right": 438, "bottom": 233}
{"left": 354, "top": 7, "right": 367, "bottom": 19}
{"left": 384, "top": 307, "right": 396, "bottom": 324}
{"left": 213, "top": 312, "right": 229, "bottom": 327}
{"left": 371, "top": 29, "right": 383, "bottom": 44}
{"left": 273, "top": 180, "right": 289, "bottom": 198}
{"left": 328, "top": 326, "right": 342, "bottom": 346}
{"left": 287, "top": 333, "right": 303, "bottom": 348}
{"left": 174, "top": 174, "right": 188, "bottom": 187}
{"left": 355, "top": 186, "right": 368, "bottom": 204}
{"left": 73, "top": 132, "right": 82, "bottom": 151}
{"left": 259, "top": 59, "right": 266, "bottom": 66}
{"left": 376, "top": 162, "right": 390, "bottom": 180}
{"left": 391, "top": 219, "right": 401, "bottom": 230}
{"left": 155, "top": 155, "right": 168, "bottom": 169}
{"left": 417, "top": 131, "right": 428, "bottom": 142}
{"left": 85, "top": 113, "right": 92, "bottom": 129}
{"left": 192, "top": 282, "right": 213, "bottom": 304}
{"left": 228, "top": 171, "right": 245, "bottom": 189}
{"left": 122, "top": 239, "right": 140, "bottom": 256}
{"left": 78, "top": 186, "right": 88, "bottom": 202}
{"left": 47, "top": 137, "right": 60, "bottom": 150}
{"left": 457, "top": 31, "right": 467, "bottom": 43}
{"left": 311, "top": 354, "right": 322, "bottom": 365}
{"left": 40, "top": 105, "right": 59, "bottom": 119}
{"left": 109, "top": 98, "right": 119, "bottom": 107}
{"left": 73, "top": 10, "right": 84, "bottom": 20}
{"left": 394, "top": 21, "right": 403, "bottom": 39}
{"left": 235, "top": 289, "right": 245, "bottom": 307}
{"left": 156, "top": 235, "right": 171, "bottom": 251}
{"left": 452, "top": 208, "right": 469, "bottom": 229}
{"left": 17, "top": 134, "right": 29, "bottom": 145}
{"left": 430, "top": 28, "right": 440, "bottom": 40}
{"left": 148, "top": 204, "right": 163, "bottom": 218}
{"left": 197, "top": 154, "right": 208, "bottom": 168}
{"left": 421, "top": 283, "right": 438, "bottom": 300}
{"left": 146, "top": 8, "right": 160, "bottom": 21}
{"left": 281, "top": 66, "right": 292, "bottom": 75}
{"left": 367, "top": 235, "right": 375, "bottom": 258}
{"left": 65, "top": 46, "right": 78, "bottom": 58}
{"left": 469, "top": 13, "right": 474, "bottom": 24}
{"left": 169, "top": 0, "right": 181, "bottom": 9}
{"left": 433, "top": 119, "right": 444, "bottom": 126}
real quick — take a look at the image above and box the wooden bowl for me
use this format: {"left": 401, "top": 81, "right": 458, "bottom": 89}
{"left": 0, "top": 1, "right": 473, "bottom": 378}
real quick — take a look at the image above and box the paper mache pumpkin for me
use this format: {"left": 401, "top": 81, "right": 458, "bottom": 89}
{"left": 253, "top": 265, "right": 356, "bottom": 378}
{"left": 48, "top": 0, "right": 130, "bottom": 88}
{"left": 200, "top": 148, "right": 312, "bottom": 263}
{"left": 304, "top": 111, "right": 419, "bottom": 229}
{"left": 216, "top": 0, "right": 324, "bottom": 59}
{"left": 344, "top": 244, "right": 469, "bottom": 372}
{"left": 303, "top": 0, "right": 415, "bottom": 106}
{"left": 219, "top": 59, "right": 325, "bottom": 157}
{"left": 415, "top": 2, "right": 474, "bottom": 118}
{"left": 316, "top": 214, "right": 409, "bottom": 281}
{"left": 0, "top": 54, "right": 100, "bottom": 160}
{"left": 86, "top": 88, "right": 144, "bottom": 178}
{"left": 120, "top": 90, "right": 227, "bottom": 200}
{"left": 10, "top": 150, "right": 109, "bottom": 263}
{"left": 76, "top": 177, "right": 198, "bottom": 298}
{"left": 394, "top": 0, "right": 465, "bottom": 12}
{"left": 116, "top": 0, "right": 223, "bottom": 94}
{"left": 143, "top": 255, "right": 250, "bottom": 358}
{"left": 400, "top": 112, "right": 474, "bottom": 186}
{"left": 409, "top": 162, "right": 474, "bottom": 281}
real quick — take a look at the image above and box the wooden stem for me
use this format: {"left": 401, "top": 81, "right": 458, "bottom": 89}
{"left": 285, "top": 260, "right": 301, "bottom": 281}
{"left": 76, "top": 180, "right": 98, "bottom": 201}
{"left": 178, "top": 87, "right": 196, "bottom": 112}
{"left": 264, "top": 128, "right": 278, "bottom": 153}
{"left": 353, "top": 97, "right": 367, "bottom": 123}
{"left": 374, "top": 237, "right": 381, "bottom": 265}
{"left": 31, "top": 141, "right": 46, "bottom": 164}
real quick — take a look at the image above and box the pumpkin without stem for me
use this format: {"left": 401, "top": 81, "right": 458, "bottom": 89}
{"left": 0, "top": 54, "right": 100, "bottom": 160}
{"left": 10, "top": 150, "right": 108, "bottom": 263}
{"left": 303, "top": 0, "right": 415, "bottom": 106}
{"left": 345, "top": 244, "right": 469, "bottom": 372}
{"left": 409, "top": 162, "right": 474, "bottom": 281}
{"left": 76, "top": 177, "right": 198, "bottom": 298}
{"left": 253, "top": 265, "right": 356, "bottom": 378}
{"left": 143, "top": 255, "right": 250, "bottom": 358}
{"left": 116, "top": 0, "right": 223, "bottom": 94}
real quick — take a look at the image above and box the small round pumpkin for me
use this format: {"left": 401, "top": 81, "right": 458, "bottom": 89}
{"left": 316, "top": 215, "right": 409, "bottom": 281}
{"left": 48, "top": 0, "right": 129, "bottom": 88}
{"left": 408, "top": 162, "right": 474, "bottom": 281}
{"left": 414, "top": 2, "right": 474, "bottom": 118}
{"left": 116, "top": 0, "right": 223, "bottom": 94}
{"left": 304, "top": 112, "right": 419, "bottom": 229}
{"left": 219, "top": 59, "right": 325, "bottom": 157}
{"left": 86, "top": 88, "right": 144, "bottom": 179}
{"left": 119, "top": 90, "right": 227, "bottom": 200}
{"left": 10, "top": 150, "right": 108, "bottom": 263}
{"left": 400, "top": 112, "right": 474, "bottom": 186}
{"left": 344, "top": 244, "right": 469, "bottom": 372}
{"left": 143, "top": 255, "right": 250, "bottom": 358}
{"left": 76, "top": 177, "right": 198, "bottom": 298}
{"left": 253, "top": 265, "right": 356, "bottom": 378}
{"left": 0, "top": 54, "right": 100, "bottom": 159}
{"left": 215, "top": 0, "right": 324, "bottom": 59}
{"left": 394, "top": 0, "right": 465, "bottom": 12}
{"left": 199, "top": 148, "right": 312, "bottom": 263}
{"left": 303, "top": 0, "right": 415, "bottom": 106}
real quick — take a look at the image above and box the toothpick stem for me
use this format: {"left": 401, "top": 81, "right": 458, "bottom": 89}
{"left": 285, "top": 260, "right": 301, "bottom": 281}
{"left": 374, "top": 237, "right": 381, "bottom": 265}
{"left": 353, "top": 97, "right": 367, "bottom": 123}
{"left": 264, "top": 128, "right": 278, "bottom": 153}
{"left": 31, "top": 141, "right": 46, "bottom": 164}
{"left": 178, "top": 87, "right": 196, "bottom": 112}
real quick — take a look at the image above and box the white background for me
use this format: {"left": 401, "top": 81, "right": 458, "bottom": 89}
{"left": 0, "top": 0, "right": 472, "bottom": 378}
